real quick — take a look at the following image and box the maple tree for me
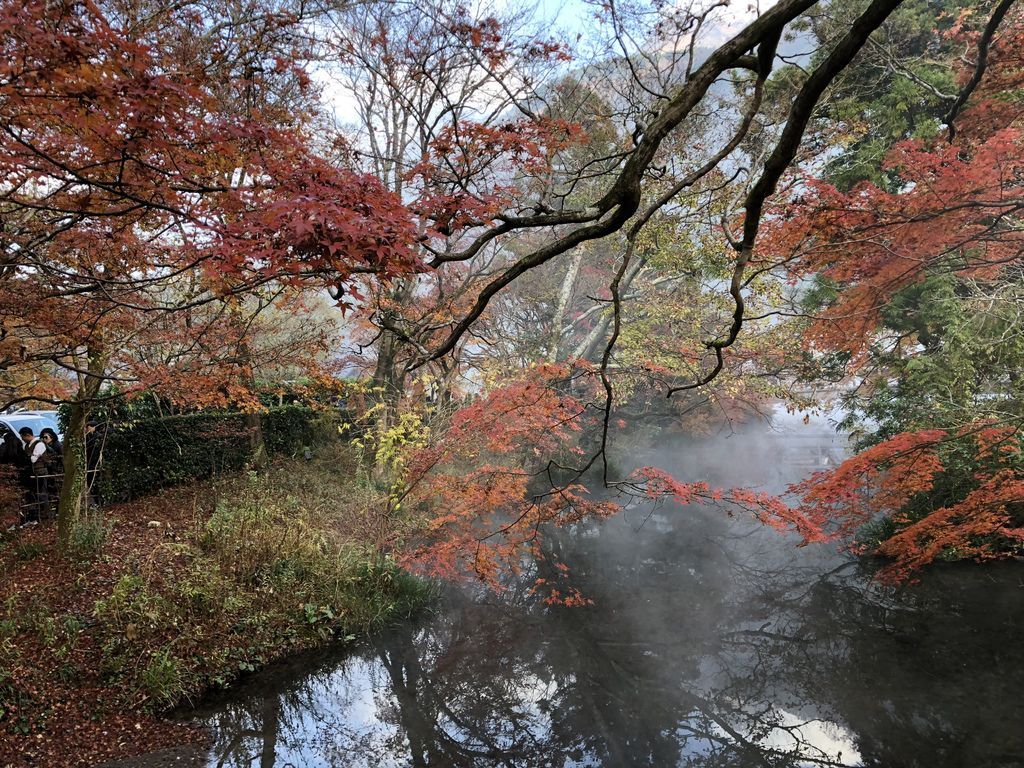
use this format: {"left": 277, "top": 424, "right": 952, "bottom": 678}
{"left": 298, "top": 0, "right": 913, "bottom": 554}
{"left": 318, "top": 0, "right": 588, "bottom": 418}
{"left": 349, "top": 362, "right": 797, "bottom": 600}
{"left": 374, "top": 0, "right": 1024, "bottom": 587}
{"left": 752, "top": 0, "right": 1024, "bottom": 578}
{"left": 318, "top": 0, "right": 908, "bottom": 401}
{"left": 0, "top": 0, "right": 417, "bottom": 543}
{"left": 286, "top": 0, "right": 1020, "bottom": 585}
{"left": 7, "top": 2, "right": 1024, "bottom": 765}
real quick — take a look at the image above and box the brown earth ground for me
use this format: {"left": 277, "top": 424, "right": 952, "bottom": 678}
{"left": 1, "top": 487, "right": 215, "bottom": 767}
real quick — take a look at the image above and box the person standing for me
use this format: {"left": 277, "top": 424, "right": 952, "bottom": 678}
{"left": 19, "top": 427, "right": 49, "bottom": 521}
{"left": 39, "top": 428, "right": 62, "bottom": 473}
{"left": 1, "top": 426, "right": 31, "bottom": 526}
{"left": 40, "top": 427, "right": 63, "bottom": 505}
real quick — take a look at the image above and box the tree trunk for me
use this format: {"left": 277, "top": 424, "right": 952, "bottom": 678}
{"left": 232, "top": 314, "right": 268, "bottom": 472}
{"left": 371, "top": 327, "right": 406, "bottom": 415}
{"left": 57, "top": 401, "right": 87, "bottom": 548}
{"left": 371, "top": 281, "right": 414, "bottom": 419}
{"left": 57, "top": 345, "right": 104, "bottom": 550}
{"left": 572, "top": 256, "right": 648, "bottom": 362}
{"left": 369, "top": 330, "right": 408, "bottom": 483}
{"left": 548, "top": 249, "right": 585, "bottom": 362}
{"left": 245, "top": 410, "right": 269, "bottom": 472}
{"left": 368, "top": 281, "right": 416, "bottom": 481}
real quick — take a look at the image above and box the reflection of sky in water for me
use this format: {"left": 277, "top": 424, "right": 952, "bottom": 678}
{"left": 210, "top": 680, "right": 864, "bottom": 767}
{"left": 753, "top": 709, "right": 861, "bottom": 766}
{"left": 203, "top": 675, "right": 863, "bottom": 767}
{"left": 670, "top": 708, "right": 861, "bottom": 767}
{"left": 269, "top": 661, "right": 404, "bottom": 767}
{"left": 193, "top": 419, "right": 1024, "bottom": 768}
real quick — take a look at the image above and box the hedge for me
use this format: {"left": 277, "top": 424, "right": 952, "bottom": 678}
{"left": 97, "top": 406, "right": 326, "bottom": 502}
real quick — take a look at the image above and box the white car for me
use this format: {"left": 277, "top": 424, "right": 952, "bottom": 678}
{"left": 0, "top": 411, "right": 62, "bottom": 443}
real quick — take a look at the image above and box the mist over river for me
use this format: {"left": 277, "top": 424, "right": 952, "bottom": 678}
{"left": 187, "top": 410, "right": 1024, "bottom": 768}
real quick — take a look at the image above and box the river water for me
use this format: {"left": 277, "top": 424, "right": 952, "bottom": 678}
{"left": 188, "top": 412, "right": 1024, "bottom": 768}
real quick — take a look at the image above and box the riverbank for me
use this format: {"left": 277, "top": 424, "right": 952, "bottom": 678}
{"left": 0, "top": 448, "right": 434, "bottom": 767}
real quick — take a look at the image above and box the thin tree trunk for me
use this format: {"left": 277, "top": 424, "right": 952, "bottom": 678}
{"left": 241, "top": 357, "right": 268, "bottom": 473}
{"left": 572, "top": 257, "right": 648, "bottom": 362}
{"left": 245, "top": 409, "right": 268, "bottom": 472}
{"left": 370, "top": 329, "right": 408, "bottom": 482}
{"left": 231, "top": 308, "right": 268, "bottom": 472}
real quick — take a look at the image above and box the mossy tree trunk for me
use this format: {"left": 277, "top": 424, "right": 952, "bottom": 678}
{"left": 245, "top": 408, "right": 269, "bottom": 472}
{"left": 371, "top": 328, "right": 408, "bottom": 419}
{"left": 58, "top": 345, "right": 104, "bottom": 550}
{"left": 370, "top": 313, "right": 410, "bottom": 484}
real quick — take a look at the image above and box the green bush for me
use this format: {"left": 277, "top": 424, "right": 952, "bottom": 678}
{"left": 200, "top": 484, "right": 329, "bottom": 585}
{"left": 263, "top": 406, "right": 331, "bottom": 456}
{"left": 138, "top": 650, "right": 186, "bottom": 709}
{"left": 11, "top": 539, "right": 44, "bottom": 562}
{"left": 97, "top": 406, "right": 324, "bottom": 502}
{"left": 68, "top": 513, "right": 112, "bottom": 560}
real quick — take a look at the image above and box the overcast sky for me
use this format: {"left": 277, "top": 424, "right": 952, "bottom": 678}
{"left": 532, "top": 0, "right": 781, "bottom": 44}
{"left": 315, "top": 0, "right": 784, "bottom": 124}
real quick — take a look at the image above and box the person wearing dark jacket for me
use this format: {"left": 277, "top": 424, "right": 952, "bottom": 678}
{"left": 39, "top": 428, "right": 62, "bottom": 475}
{"left": 19, "top": 427, "right": 49, "bottom": 521}
{"left": 0, "top": 426, "right": 31, "bottom": 522}
{"left": 0, "top": 425, "right": 28, "bottom": 470}
{"left": 39, "top": 428, "right": 63, "bottom": 505}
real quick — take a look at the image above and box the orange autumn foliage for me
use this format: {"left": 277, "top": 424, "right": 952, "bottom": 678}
{"left": 0, "top": 0, "right": 418, "bottom": 408}
{"left": 762, "top": 426, "right": 1024, "bottom": 581}
{"left": 762, "top": 6, "right": 1024, "bottom": 357}
{"left": 750, "top": 8, "right": 1024, "bottom": 580}
{"left": 763, "top": 127, "right": 1024, "bottom": 356}
{"left": 397, "top": 365, "right": 619, "bottom": 589}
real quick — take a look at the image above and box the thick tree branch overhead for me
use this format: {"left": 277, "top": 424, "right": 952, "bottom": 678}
{"left": 412, "top": 0, "right": 912, "bottom": 372}
{"left": 667, "top": 0, "right": 908, "bottom": 396}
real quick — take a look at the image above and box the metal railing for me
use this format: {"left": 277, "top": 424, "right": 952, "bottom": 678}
{"left": 16, "top": 468, "right": 102, "bottom": 522}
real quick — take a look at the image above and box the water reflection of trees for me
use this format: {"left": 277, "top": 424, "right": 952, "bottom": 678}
{"left": 198, "top": 510, "right": 1024, "bottom": 767}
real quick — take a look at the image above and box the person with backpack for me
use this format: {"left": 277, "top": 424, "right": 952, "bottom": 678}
{"left": 19, "top": 427, "right": 49, "bottom": 522}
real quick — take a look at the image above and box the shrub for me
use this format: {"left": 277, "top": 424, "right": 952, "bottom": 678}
{"left": 93, "top": 574, "right": 171, "bottom": 642}
{"left": 137, "top": 650, "right": 186, "bottom": 709}
{"left": 86, "top": 459, "right": 435, "bottom": 712}
{"left": 342, "top": 557, "right": 438, "bottom": 629}
{"left": 68, "top": 513, "right": 111, "bottom": 560}
{"left": 97, "top": 406, "right": 323, "bottom": 502}
{"left": 262, "top": 406, "right": 337, "bottom": 457}
{"left": 11, "top": 539, "right": 44, "bottom": 562}
{"left": 200, "top": 481, "right": 330, "bottom": 586}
